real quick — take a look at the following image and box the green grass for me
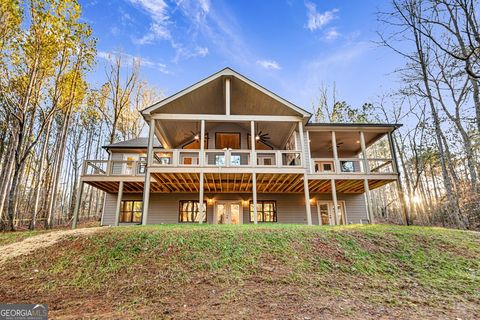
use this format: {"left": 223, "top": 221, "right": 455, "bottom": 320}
{"left": 2, "top": 224, "right": 480, "bottom": 318}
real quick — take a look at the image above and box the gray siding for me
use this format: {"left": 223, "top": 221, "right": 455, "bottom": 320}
{"left": 101, "top": 192, "right": 368, "bottom": 226}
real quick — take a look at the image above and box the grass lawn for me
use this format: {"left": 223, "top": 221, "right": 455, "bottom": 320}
{"left": 0, "top": 224, "right": 479, "bottom": 319}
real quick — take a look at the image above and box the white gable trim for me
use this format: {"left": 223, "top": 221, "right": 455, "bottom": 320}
{"left": 141, "top": 67, "right": 311, "bottom": 118}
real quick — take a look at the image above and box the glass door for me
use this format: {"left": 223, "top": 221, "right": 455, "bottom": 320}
{"left": 316, "top": 201, "right": 346, "bottom": 225}
{"left": 215, "top": 201, "right": 242, "bottom": 224}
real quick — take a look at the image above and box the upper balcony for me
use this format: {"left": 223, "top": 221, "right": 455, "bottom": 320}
{"left": 307, "top": 124, "right": 400, "bottom": 179}
{"left": 82, "top": 148, "right": 304, "bottom": 177}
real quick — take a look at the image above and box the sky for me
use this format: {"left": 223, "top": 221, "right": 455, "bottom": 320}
{"left": 80, "top": 0, "right": 403, "bottom": 114}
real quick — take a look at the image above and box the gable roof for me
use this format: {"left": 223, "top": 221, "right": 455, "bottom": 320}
{"left": 141, "top": 67, "right": 312, "bottom": 119}
{"left": 102, "top": 137, "right": 162, "bottom": 150}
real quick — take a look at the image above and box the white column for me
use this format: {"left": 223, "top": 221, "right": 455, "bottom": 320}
{"left": 331, "top": 131, "right": 340, "bottom": 173}
{"left": 147, "top": 119, "right": 156, "bottom": 166}
{"left": 331, "top": 179, "right": 339, "bottom": 225}
{"left": 364, "top": 179, "right": 374, "bottom": 224}
{"left": 359, "top": 131, "right": 369, "bottom": 173}
{"left": 303, "top": 174, "right": 312, "bottom": 225}
{"left": 250, "top": 121, "right": 256, "bottom": 166}
{"left": 142, "top": 118, "right": 156, "bottom": 225}
{"left": 200, "top": 119, "right": 205, "bottom": 166}
{"left": 142, "top": 172, "right": 151, "bottom": 225}
{"left": 225, "top": 78, "right": 231, "bottom": 115}
{"left": 298, "top": 121, "right": 306, "bottom": 167}
{"left": 114, "top": 181, "right": 124, "bottom": 226}
{"left": 71, "top": 180, "right": 84, "bottom": 229}
{"left": 199, "top": 172, "right": 204, "bottom": 224}
{"left": 252, "top": 172, "right": 258, "bottom": 224}
{"left": 306, "top": 131, "right": 312, "bottom": 173}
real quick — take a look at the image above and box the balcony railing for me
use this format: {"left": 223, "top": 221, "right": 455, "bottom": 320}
{"left": 312, "top": 157, "right": 396, "bottom": 174}
{"left": 82, "top": 150, "right": 303, "bottom": 176}
{"left": 83, "top": 160, "right": 147, "bottom": 176}
{"left": 151, "top": 149, "right": 303, "bottom": 168}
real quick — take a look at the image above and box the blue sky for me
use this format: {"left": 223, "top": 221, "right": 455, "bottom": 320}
{"left": 81, "top": 0, "right": 402, "bottom": 113}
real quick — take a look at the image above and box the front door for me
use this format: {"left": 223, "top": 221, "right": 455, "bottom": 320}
{"left": 215, "top": 201, "right": 242, "bottom": 224}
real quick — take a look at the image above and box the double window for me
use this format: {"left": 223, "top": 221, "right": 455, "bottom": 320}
{"left": 120, "top": 200, "right": 143, "bottom": 223}
{"left": 249, "top": 200, "right": 277, "bottom": 222}
{"left": 179, "top": 200, "right": 207, "bottom": 223}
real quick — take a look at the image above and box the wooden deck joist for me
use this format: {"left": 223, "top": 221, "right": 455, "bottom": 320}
{"left": 84, "top": 174, "right": 396, "bottom": 194}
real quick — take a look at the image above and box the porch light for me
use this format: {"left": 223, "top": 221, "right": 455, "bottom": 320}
{"left": 255, "top": 135, "right": 260, "bottom": 141}
{"left": 309, "top": 198, "right": 315, "bottom": 205}
{"left": 207, "top": 198, "right": 214, "bottom": 205}
{"left": 243, "top": 200, "right": 249, "bottom": 207}
{"left": 356, "top": 140, "right": 360, "bottom": 144}
{"left": 194, "top": 134, "right": 200, "bottom": 140}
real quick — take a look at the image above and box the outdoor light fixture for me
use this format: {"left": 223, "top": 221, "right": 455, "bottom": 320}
{"left": 255, "top": 135, "right": 260, "bottom": 141}
{"left": 194, "top": 134, "right": 200, "bottom": 140}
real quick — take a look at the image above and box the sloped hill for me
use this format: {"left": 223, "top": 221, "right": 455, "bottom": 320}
{"left": 0, "top": 225, "right": 479, "bottom": 319}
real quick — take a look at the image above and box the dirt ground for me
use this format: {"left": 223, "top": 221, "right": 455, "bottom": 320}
{"left": 0, "top": 227, "right": 103, "bottom": 265}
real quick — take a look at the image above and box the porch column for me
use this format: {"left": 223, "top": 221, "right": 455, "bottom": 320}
{"left": 114, "top": 181, "right": 124, "bottom": 226}
{"left": 331, "top": 179, "right": 339, "bottom": 225}
{"left": 200, "top": 119, "right": 205, "bottom": 166}
{"left": 303, "top": 174, "right": 312, "bottom": 225}
{"left": 306, "top": 131, "right": 313, "bottom": 173}
{"left": 199, "top": 172, "right": 205, "bottom": 224}
{"left": 298, "top": 121, "right": 306, "bottom": 167}
{"left": 359, "top": 131, "right": 369, "bottom": 173}
{"left": 331, "top": 131, "right": 340, "bottom": 173}
{"left": 364, "top": 179, "right": 374, "bottom": 224}
{"left": 250, "top": 121, "right": 256, "bottom": 166}
{"left": 142, "top": 118, "right": 155, "bottom": 225}
{"left": 225, "top": 78, "right": 231, "bottom": 115}
{"left": 71, "top": 180, "right": 84, "bottom": 229}
{"left": 252, "top": 172, "right": 258, "bottom": 224}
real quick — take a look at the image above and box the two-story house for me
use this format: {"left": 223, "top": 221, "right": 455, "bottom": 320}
{"left": 72, "top": 68, "right": 402, "bottom": 227}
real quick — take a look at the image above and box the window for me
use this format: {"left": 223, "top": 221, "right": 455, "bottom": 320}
{"left": 340, "top": 161, "right": 355, "bottom": 172}
{"left": 120, "top": 200, "right": 143, "bottom": 223}
{"left": 215, "top": 154, "right": 225, "bottom": 165}
{"left": 179, "top": 200, "right": 207, "bottom": 223}
{"left": 138, "top": 156, "right": 147, "bottom": 174}
{"left": 249, "top": 200, "right": 277, "bottom": 222}
{"left": 230, "top": 154, "right": 241, "bottom": 165}
{"left": 323, "top": 163, "right": 332, "bottom": 171}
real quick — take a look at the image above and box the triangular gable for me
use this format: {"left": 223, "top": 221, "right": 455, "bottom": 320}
{"left": 141, "top": 67, "right": 311, "bottom": 118}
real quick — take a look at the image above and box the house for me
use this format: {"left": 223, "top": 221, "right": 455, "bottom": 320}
{"left": 72, "top": 68, "right": 402, "bottom": 227}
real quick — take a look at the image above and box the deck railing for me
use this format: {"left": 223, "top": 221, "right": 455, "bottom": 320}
{"left": 151, "top": 149, "right": 303, "bottom": 168}
{"left": 311, "top": 157, "right": 396, "bottom": 174}
{"left": 82, "top": 149, "right": 304, "bottom": 176}
{"left": 83, "top": 160, "right": 147, "bottom": 176}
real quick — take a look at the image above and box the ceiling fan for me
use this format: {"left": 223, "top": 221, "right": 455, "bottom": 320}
{"left": 255, "top": 130, "right": 271, "bottom": 144}
{"left": 327, "top": 142, "right": 344, "bottom": 151}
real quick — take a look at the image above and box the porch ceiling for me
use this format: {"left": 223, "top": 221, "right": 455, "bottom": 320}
{"left": 309, "top": 179, "right": 396, "bottom": 194}
{"left": 85, "top": 175, "right": 396, "bottom": 194}
{"left": 156, "top": 120, "right": 296, "bottom": 149}
{"left": 309, "top": 130, "right": 386, "bottom": 156}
